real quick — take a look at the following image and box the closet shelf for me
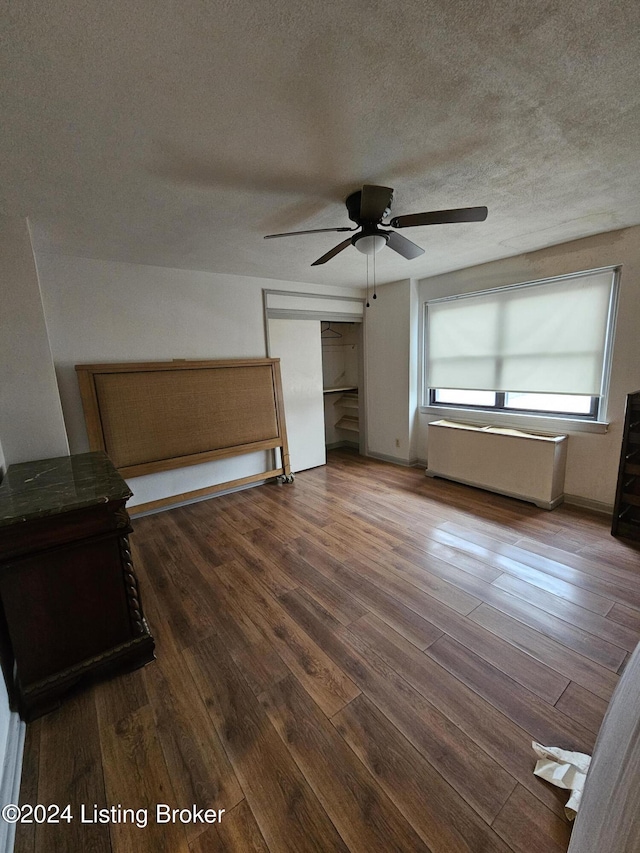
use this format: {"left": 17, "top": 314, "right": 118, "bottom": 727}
{"left": 336, "top": 396, "right": 359, "bottom": 411}
{"left": 323, "top": 386, "right": 358, "bottom": 394}
{"left": 335, "top": 416, "right": 359, "bottom": 433}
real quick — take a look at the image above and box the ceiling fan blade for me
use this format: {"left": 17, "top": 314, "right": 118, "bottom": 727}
{"left": 386, "top": 231, "right": 425, "bottom": 260}
{"left": 265, "top": 226, "right": 354, "bottom": 239}
{"left": 390, "top": 206, "right": 488, "bottom": 228}
{"left": 311, "top": 237, "right": 353, "bottom": 266}
{"left": 360, "top": 184, "right": 394, "bottom": 221}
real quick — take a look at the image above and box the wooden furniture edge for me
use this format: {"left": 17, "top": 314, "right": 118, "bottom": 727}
{"left": 75, "top": 368, "right": 107, "bottom": 452}
{"left": 117, "top": 437, "right": 283, "bottom": 478}
{"left": 271, "top": 360, "right": 291, "bottom": 476}
{"left": 129, "top": 469, "right": 283, "bottom": 515}
{"left": 75, "top": 357, "right": 292, "bottom": 498}
{"left": 74, "top": 357, "right": 280, "bottom": 373}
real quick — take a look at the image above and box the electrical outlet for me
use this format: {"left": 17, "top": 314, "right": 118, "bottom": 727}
{"left": 395, "top": 438, "right": 400, "bottom": 448}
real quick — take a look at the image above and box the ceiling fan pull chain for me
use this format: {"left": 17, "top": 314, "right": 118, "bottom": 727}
{"left": 365, "top": 254, "right": 370, "bottom": 308}
{"left": 373, "top": 251, "right": 377, "bottom": 300}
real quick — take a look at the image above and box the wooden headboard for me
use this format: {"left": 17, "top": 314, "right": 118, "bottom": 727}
{"left": 75, "top": 359, "right": 291, "bottom": 507}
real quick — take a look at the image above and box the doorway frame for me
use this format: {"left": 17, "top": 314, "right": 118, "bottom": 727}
{"left": 263, "top": 289, "right": 367, "bottom": 457}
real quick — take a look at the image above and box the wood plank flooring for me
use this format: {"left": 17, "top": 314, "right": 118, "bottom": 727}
{"left": 14, "top": 449, "right": 640, "bottom": 853}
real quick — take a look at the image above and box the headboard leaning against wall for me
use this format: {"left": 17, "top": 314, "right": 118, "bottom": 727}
{"left": 75, "top": 358, "right": 292, "bottom": 513}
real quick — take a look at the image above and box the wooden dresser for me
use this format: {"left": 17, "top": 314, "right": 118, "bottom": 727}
{"left": 0, "top": 452, "right": 155, "bottom": 720}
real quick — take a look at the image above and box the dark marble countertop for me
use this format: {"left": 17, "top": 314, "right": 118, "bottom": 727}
{"left": 0, "top": 452, "right": 132, "bottom": 527}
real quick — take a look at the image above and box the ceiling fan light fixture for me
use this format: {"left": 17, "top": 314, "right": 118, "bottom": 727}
{"left": 354, "top": 233, "right": 388, "bottom": 255}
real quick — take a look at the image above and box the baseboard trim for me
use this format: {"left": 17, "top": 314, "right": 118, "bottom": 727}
{"left": 0, "top": 712, "right": 25, "bottom": 853}
{"left": 366, "top": 451, "right": 418, "bottom": 468}
{"left": 326, "top": 441, "right": 359, "bottom": 451}
{"left": 564, "top": 494, "right": 614, "bottom": 516}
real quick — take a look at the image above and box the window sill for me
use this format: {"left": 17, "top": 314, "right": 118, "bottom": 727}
{"left": 419, "top": 406, "right": 609, "bottom": 435}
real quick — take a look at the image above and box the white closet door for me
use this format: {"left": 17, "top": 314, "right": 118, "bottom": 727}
{"left": 268, "top": 319, "right": 326, "bottom": 473}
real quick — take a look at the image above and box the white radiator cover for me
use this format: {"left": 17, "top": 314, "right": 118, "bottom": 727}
{"left": 426, "top": 420, "right": 568, "bottom": 510}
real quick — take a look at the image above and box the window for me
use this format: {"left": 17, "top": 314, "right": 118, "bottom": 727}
{"left": 424, "top": 267, "right": 619, "bottom": 421}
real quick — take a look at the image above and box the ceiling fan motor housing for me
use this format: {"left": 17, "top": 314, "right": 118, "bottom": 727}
{"left": 345, "top": 190, "right": 392, "bottom": 224}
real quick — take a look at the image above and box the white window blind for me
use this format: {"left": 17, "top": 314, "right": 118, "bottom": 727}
{"left": 426, "top": 268, "right": 617, "bottom": 396}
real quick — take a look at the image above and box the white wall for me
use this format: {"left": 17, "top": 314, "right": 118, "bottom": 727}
{"left": 408, "top": 279, "right": 420, "bottom": 462}
{"left": 36, "top": 254, "right": 360, "bottom": 506}
{"left": 0, "top": 427, "right": 9, "bottom": 821}
{"left": 0, "top": 216, "right": 68, "bottom": 466}
{"left": 13, "top": 226, "right": 638, "bottom": 509}
{"left": 417, "top": 225, "right": 640, "bottom": 508}
{"left": 0, "top": 424, "right": 19, "bottom": 849}
{"left": 365, "top": 279, "right": 419, "bottom": 464}
{"left": 0, "top": 218, "right": 47, "bottom": 853}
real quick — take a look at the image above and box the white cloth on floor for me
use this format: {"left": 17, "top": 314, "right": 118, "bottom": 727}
{"left": 532, "top": 741, "right": 591, "bottom": 819}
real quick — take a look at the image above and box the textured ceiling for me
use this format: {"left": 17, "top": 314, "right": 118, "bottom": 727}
{"left": 2, "top": 0, "right": 640, "bottom": 287}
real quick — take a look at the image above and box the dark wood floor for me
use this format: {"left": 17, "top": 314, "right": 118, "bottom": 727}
{"left": 15, "top": 449, "right": 640, "bottom": 853}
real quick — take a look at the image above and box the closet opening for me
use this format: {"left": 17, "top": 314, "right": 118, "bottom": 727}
{"left": 321, "top": 321, "right": 364, "bottom": 455}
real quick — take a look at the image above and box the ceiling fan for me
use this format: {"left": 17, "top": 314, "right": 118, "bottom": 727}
{"left": 264, "top": 184, "right": 488, "bottom": 265}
